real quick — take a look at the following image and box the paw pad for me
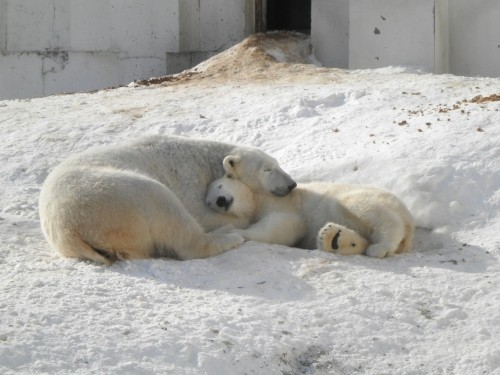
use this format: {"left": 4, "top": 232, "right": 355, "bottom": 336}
{"left": 317, "top": 222, "right": 369, "bottom": 255}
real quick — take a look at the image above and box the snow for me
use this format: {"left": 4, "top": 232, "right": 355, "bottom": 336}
{"left": 1, "top": 33, "right": 499, "bottom": 374}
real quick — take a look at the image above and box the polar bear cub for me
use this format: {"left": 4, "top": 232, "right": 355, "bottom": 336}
{"left": 39, "top": 135, "right": 296, "bottom": 264}
{"left": 205, "top": 177, "right": 414, "bottom": 257}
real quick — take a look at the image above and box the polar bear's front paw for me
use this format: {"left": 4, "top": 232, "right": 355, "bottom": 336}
{"left": 317, "top": 223, "right": 369, "bottom": 255}
{"left": 212, "top": 232, "right": 245, "bottom": 255}
{"left": 211, "top": 224, "right": 235, "bottom": 235}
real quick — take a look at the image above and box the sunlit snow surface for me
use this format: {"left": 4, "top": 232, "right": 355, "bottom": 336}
{"left": 0, "top": 33, "right": 499, "bottom": 374}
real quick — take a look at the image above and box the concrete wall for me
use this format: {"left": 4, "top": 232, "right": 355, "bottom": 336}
{"left": 0, "top": 0, "right": 252, "bottom": 100}
{"left": 172, "top": 0, "right": 249, "bottom": 74}
{"left": 349, "top": 0, "right": 436, "bottom": 71}
{"left": 312, "top": 0, "right": 500, "bottom": 78}
{"left": 448, "top": 0, "right": 500, "bottom": 77}
{"left": 2, "top": 0, "right": 498, "bottom": 100}
{"left": 311, "top": 0, "right": 349, "bottom": 69}
{"left": 434, "top": 0, "right": 449, "bottom": 74}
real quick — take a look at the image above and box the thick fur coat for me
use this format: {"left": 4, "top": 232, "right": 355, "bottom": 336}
{"left": 206, "top": 178, "right": 414, "bottom": 257}
{"left": 39, "top": 135, "right": 296, "bottom": 264}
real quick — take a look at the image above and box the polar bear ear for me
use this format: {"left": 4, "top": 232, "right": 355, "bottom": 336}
{"left": 223, "top": 155, "right": 241, "bottom": 175}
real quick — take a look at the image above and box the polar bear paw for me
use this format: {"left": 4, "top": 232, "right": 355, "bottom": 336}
{"left": 317, "top": 223, "right": 369, "bottom": 255}
{"left": 210, "top": 231, "right": 245, "bottom": 255}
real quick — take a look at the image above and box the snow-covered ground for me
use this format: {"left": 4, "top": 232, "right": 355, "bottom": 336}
{"left": 0, "top": 33, "right": 499, "bottom": 374}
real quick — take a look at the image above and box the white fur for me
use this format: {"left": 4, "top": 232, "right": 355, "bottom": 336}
{"left": 205, "top": 178, "right": 415, "bottom": 258}
{"left": 39, "top": 135, "right": 296, "bottom": 264}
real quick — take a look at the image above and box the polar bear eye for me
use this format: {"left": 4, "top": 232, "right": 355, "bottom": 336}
{"left": 264, "top": 168, "right": 272, "bottom": 172}
{"left": 351, "top": 243, "right": 356, "bottom": 247}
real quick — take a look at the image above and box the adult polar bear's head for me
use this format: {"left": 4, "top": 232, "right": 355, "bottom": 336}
{"left": 223, "top": 148, "right": 296, "bottom": 197}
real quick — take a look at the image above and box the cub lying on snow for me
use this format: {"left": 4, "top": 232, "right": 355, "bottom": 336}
{"left": 39, "top": 135, "right": 296, "bottom": 264}
{"left": 205, "top": 175, "right": 414, "bottom": 257}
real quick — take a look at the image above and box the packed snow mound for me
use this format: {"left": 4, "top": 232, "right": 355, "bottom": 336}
{"left": 1, "top": 30, "right": 499, "bottom": 375}
{"left": 137, "top": 32, "right": 343, "bottom": 86}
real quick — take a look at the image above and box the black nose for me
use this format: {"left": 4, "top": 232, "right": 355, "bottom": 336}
{"left": 216, "top": 196, "right": 227, "bottom": 208}
{"left": 288, "top": 182, "right": 297, "bottom": 191}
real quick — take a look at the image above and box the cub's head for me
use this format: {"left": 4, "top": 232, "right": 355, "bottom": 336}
{"left": 223, "top": 149, "right": 296, "bottom": 197}
{"left": 205, "top": 177, "right": 255, "bottom": 219}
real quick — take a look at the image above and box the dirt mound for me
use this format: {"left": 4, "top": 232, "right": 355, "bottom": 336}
{"left": 136, "top": 32, "right": 345, "bottom": 87}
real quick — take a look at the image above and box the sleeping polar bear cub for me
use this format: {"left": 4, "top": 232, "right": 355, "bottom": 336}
{"left": 206, "top": 176, "right": 414, "bottom": 257}
{"left": 39, "top": 135, "right": 296, "bottom": 264}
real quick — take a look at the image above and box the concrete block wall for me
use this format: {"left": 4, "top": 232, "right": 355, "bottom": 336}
{"left": 311, "top": 0, "right": 349, "bottom": 69}
{"left": 2, "top": 0, "right": 498, "bottom": 100}
{"left": 312, "top": 0, "right": 500, "bottom": 78}
{"left": 200, "top": 0, "right": 247, "bottom": 51}
{"left": 0, "top": 0, "right": 251, "bottom": 100}
{"left": 448, "top": 0, "right": 500, "bottom": 77}
{"left": 349, "top": 0, "right": 437, "bottom": 72}
{"left": 176, "top": 0, "right": 248, "bottom": 71}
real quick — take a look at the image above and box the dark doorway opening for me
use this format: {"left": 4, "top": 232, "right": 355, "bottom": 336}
{"left": 266, "top": 0, "right": 311, "bottom": 34}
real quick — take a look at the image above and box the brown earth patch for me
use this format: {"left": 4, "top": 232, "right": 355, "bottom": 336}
{"left": 134, "top": 32, "right": 346, "bottom": 87}
{"left": 469, "top": 94, "right": 500, "bottom": 103}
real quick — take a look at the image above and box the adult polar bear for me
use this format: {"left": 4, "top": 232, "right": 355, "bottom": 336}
{"left": 39, "top": 135, "right": 297, "bottom": 264}
{"left": 206, "top": 177, "right": 414, "bottom": 257}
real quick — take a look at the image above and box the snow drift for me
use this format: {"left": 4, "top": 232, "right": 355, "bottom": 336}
{"left": 0, "top": 32, "right": 499, "bottom": 374}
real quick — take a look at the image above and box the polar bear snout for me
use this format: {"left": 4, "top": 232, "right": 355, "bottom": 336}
{"left": 216, "top": 196, "right": 233, "bottom": 211}
{"left": 271, "top": 180, "right": 297, "bottom": 197}
{"left": 206, "top": 177, "right": 256, "bottom": 218}
{"left": 206, "top": 178, "right": 240, "bottom": 213}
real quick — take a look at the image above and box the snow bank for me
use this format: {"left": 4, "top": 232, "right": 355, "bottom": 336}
{"left": 0, "top": 33, "right": 499, "bottom": 374}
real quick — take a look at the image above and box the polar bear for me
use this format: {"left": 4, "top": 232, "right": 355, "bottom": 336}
{"left": 39, "top": 135, "right": 296, "bottom": 264}
{"left": 205, "top": 176, "right": 414, "bottom": 257}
